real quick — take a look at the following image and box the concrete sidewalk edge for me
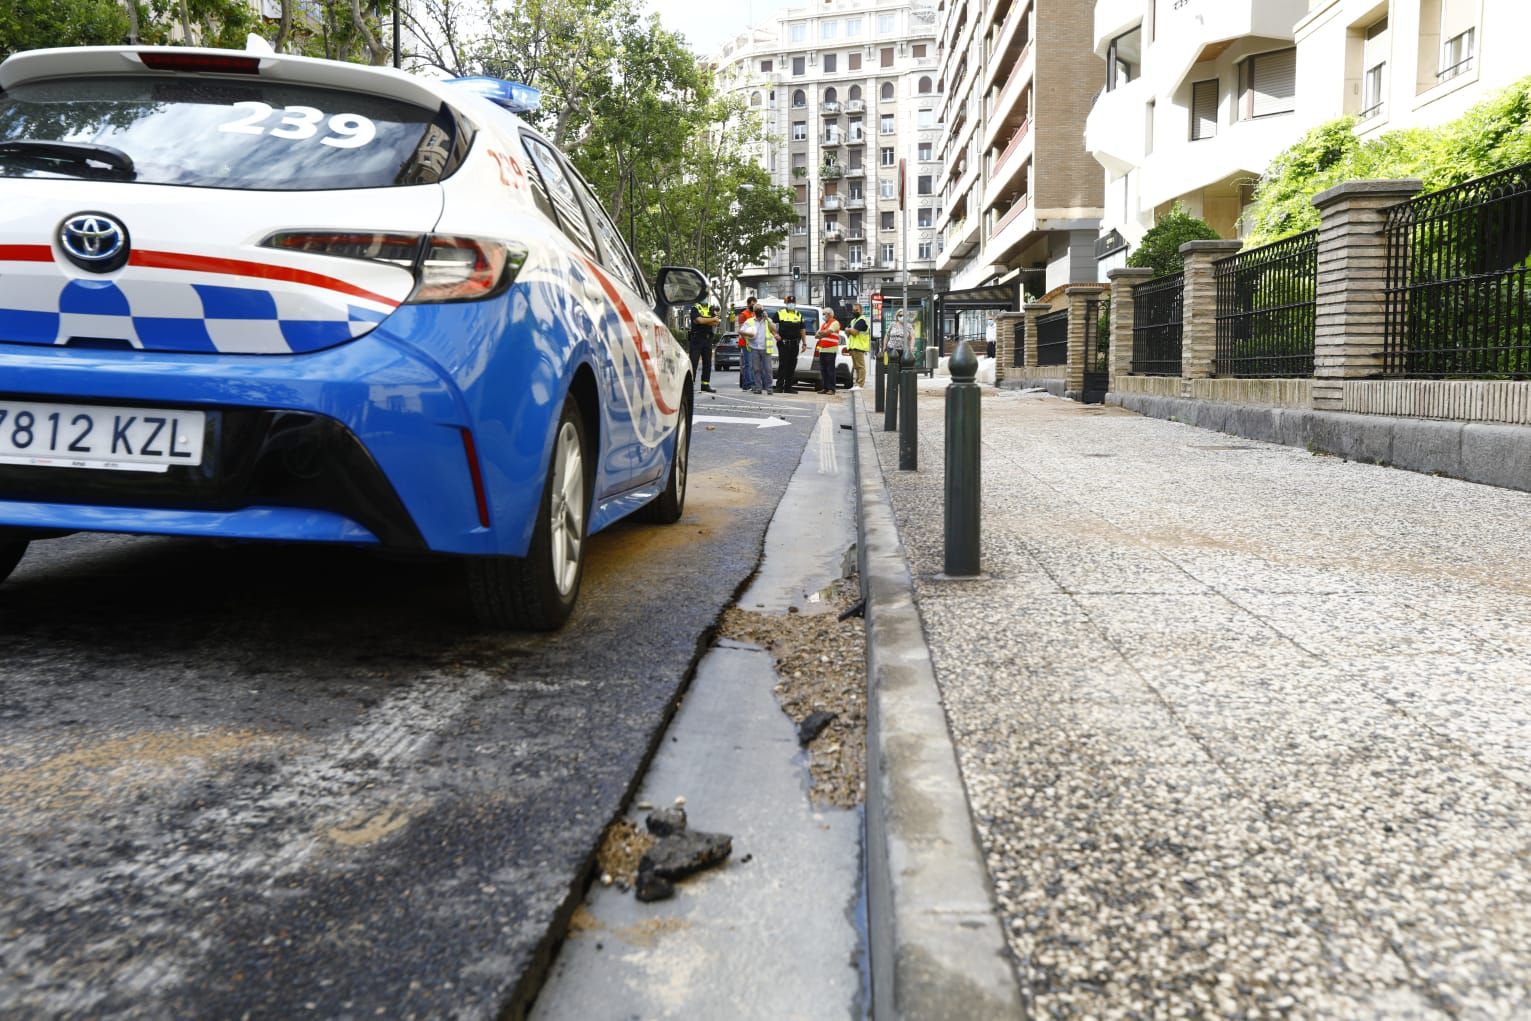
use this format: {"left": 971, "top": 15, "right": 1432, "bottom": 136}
{"left": 851, "top": 390, "right": 1025, "bottom": 1020}
{"left": 1108, "top": 391, "right": 1531, "bottom": 493}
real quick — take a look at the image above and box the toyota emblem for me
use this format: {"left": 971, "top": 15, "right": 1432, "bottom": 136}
{"left": 59, "top": 212, "right": 130, "bottom": 272}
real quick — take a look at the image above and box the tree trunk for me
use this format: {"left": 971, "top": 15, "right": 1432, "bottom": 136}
{"left": 349, "top": 0, "right": 389, "bottom": 64}
{"left": 275, "top": 0, "right": 293, "bottom": 51}
{"left": 178, "top": 0, "right": 194, "bottom": 43}
{"left": 123, "top": 0, "right": 140, "bottom": 44}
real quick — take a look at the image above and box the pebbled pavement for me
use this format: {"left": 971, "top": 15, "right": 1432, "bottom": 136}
{"left": 874, "top": 383, "right": 1531, "bottom": 1018}
{"left": 0, "top": 376, "right": 819, "bottom": 1020}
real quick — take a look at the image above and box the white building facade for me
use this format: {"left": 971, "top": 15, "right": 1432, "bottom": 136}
{"left": 710, "top": 0, "right": 944, "bottom": 311}
{"left": 1086, "top": 0, "right": 1531, "bottom": 272}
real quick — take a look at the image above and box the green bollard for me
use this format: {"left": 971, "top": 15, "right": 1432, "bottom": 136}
{"left": 884, "top": 350, "right": 899, "bottom": 432}
{"left": 874, "top": 347, "right": 886, "bottom": 414}
{"left": 899, "top": 349, "right": 917, "bottom": 471}
{"left": 944, "top": 340, "right": 981, "bottom": 576}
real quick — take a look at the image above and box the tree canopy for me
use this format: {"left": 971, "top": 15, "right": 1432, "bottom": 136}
{"left": 1126, "top": 203, "right": 1220, "bottom": 277}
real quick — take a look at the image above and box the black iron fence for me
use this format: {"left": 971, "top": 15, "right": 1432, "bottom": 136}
{"left": 1036, "top": 309, "right": 1068, "bottom": 366}
{"left": 1213, "top": 229, "right": 1317, "bottom": 377}
{"left": 1084, "top": 294, "right": 1111, "bottom": 375}
{"left": 1131, "top": 272, "right": 1183, "bottom": 375}
{"left": 1384, "top": 161, "right": 1531, "bottom": 378}
{"left": 1013, "top": 317, "right": 1027, "bottom": 368}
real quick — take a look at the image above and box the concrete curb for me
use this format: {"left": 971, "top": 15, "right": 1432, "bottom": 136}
{"left": 850, "top": 391, "right": 1025, "bottom": 1020}
{"left": 1107, "top": 391, "right": 1531, "bottom": 494}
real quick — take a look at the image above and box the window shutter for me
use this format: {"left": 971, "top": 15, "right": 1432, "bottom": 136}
{"left": 1251, "top": 49, "right": 1296, "bottom": 117}
{"left": 1191, "top": 79, "right": 1218, "bottom": 139}
{"left": 1441, "top": 0, "right": 1476, "bottom": 42}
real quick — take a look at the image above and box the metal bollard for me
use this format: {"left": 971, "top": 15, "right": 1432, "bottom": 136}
{"left": 884, "top": 350, "right": 899, "bottom": 432}
{"left": 874, "top": 347, "right": 886, "bottom": 414}
{"left": 944, "top": 340, "right": 981, "bottom": 576}
{"left": 899, "top": 349, "right": 917, "bottom": 471}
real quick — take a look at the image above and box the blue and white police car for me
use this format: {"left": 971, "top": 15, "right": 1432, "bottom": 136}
{"left": 0, "top": 45, "right": 706, "bottom": 629}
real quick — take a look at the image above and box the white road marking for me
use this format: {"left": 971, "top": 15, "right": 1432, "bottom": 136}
{"left": 694, "top": 415, "right": 791, "bottom": 430}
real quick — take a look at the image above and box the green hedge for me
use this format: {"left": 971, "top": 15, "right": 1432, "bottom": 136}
{"left": 1247, "top": 75, "right": 1531, "bottom": 244}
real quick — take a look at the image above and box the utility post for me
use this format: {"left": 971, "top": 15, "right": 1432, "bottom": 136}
{"left": 898, "top": 348, "right": 917, "bottom": 470}
{"left": 944, "top": 340, "right": 980, "bottom": 576}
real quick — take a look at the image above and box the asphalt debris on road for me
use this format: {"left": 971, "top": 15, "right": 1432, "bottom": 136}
{"left": 595, "top": 818, "right": 654, "bottom": 890}
{"left": 634, "top": 809, "right": 734, "bottom": 903}
{"left": 719, "top": 576, "right": 867, "bottom": 808}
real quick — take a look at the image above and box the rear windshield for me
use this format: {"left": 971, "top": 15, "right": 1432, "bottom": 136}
{"left": 0, "top": 75, "right": 465, "bottom": 190}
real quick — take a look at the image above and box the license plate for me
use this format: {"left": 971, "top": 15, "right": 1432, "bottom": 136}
{"left": 0, "top": 400, "right": 206, "bottom": 473}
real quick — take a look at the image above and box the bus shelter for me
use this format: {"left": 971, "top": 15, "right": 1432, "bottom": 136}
{"left": 933, "top": 281, "right": 1023, "bottom": 358}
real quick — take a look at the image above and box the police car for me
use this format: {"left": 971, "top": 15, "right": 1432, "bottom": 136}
{"left": 0, "top": 45, "right": 707, "bottom": 630}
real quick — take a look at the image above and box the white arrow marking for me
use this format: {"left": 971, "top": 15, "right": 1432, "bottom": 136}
{"left": 694, "top": 414, "right": 791, "bottom": 430}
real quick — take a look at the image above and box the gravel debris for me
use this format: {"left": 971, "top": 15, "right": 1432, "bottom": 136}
{"left": 595, "top": 818, "right": 654, "bottom": 890}
{"left": 718, "top": 577, "right": 866, "bottom": 808}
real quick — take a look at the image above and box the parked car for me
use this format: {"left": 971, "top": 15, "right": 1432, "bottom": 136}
{"left": 713, "top": 333, "right": 741, "bottom": 371}
{"left": 0, "top": 45, "right": 707, "bottom": 630}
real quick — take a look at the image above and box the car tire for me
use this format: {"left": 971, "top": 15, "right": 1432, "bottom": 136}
{"left": 0, "top": 539, "right": 27, "bottom": 586}
{"left": 467, "top": 400, "right": 590, "bottom": 632}
{"left": 636, "top": 392, "right": 691, "bottom": 525}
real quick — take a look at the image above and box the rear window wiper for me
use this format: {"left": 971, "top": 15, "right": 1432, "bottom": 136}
{"left": 0, "top": 140, "right": 136, "bottom": 179}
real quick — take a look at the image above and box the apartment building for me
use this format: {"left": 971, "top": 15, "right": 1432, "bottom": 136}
{"left": 1086, "top": 0, "right": 1531, "bottom": 272}
{"left": 709, "top": 0, "right": 944, "bottom": 310}
{"left": 935, "top": 0, "right": 1105, "bottom": 297}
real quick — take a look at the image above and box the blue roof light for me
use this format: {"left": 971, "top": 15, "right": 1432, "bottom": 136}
{"left": 444, "top": 77, "right": 541, "bottom": 114}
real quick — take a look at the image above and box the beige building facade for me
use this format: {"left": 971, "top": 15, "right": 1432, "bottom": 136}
{"left": 709, "top": 0, "right": 943, "bottom": 310}
{"left": 935, "top": 0, "right": 1105, "bottom": 296}
{"left": 1087, "top": 0, "right": 1531, "bottom": 273}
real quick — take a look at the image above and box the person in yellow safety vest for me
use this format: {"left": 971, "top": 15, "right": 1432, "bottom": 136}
{"left": 688, "top": 298, "right": 721, "bottom": 394}
{"left": 771, "top": 296, "right": 807, "bottom": 393}
{"left": 845, "top": 302, "right": 871, "bottom": 388}
{"left": 815, "top": 307, "right": 843, "bottom": 395}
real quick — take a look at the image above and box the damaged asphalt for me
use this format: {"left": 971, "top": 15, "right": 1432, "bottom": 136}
{"left": 0, "top": 379, "right": 819, "bottom": 1020}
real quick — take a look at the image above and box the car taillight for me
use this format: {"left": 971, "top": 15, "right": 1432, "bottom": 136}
{"left": 138, "top": 51, "right": 261, "bottom": 74}
{"left": 259, "top": 232, "right": 526, "bottom": 304}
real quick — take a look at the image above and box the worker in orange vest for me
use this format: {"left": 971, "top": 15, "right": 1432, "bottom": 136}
{"left": 815, "top": 307, "right": 843, "bottom": 395}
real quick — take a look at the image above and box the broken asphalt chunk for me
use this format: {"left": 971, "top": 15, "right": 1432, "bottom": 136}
{"left": 797, "top": 710, "right": 837, "bottom": 746}
{"left": 640, "top": 829, "right": 733, "bottom": 881}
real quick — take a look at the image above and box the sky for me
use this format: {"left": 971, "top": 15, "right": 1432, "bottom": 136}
{"left": 647, "top": 0, "right": 798, "bottom": 58}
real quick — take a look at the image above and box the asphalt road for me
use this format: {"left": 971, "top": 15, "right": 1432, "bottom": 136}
{"left": 0, "top": 375, "right": 826, "bottom": 1020}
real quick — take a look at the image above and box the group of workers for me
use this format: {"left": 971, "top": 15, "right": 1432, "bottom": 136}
{"left": 687, "top": 296, "right": 889, "bottom": 397}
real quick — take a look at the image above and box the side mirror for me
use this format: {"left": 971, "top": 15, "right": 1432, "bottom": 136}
{"left": 655, "top": 266, "right": 708, "bottom": 314}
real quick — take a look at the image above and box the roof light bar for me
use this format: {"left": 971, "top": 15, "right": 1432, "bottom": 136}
{"left": 443, "top": 77, "right": 541, "bottom": 114}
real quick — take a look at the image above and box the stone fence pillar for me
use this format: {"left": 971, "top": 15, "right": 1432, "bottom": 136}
{"left": 993, "top": 311, "right": 1025, "bottom": 386}
{"left": 1310, "top": 179, "right": 1423, "bottom": 411}
{"left": 1178, "top": 240, "right": 1243, "bottom": 397}
{"left": 1022, "top": 301, "right": 1052, "bottom": 370}
{"left": 1106, "top": 267, "right": 1154, "bottom": 394}
{"left": 1063, "top": 285, "right": 1100, "bottom": 400}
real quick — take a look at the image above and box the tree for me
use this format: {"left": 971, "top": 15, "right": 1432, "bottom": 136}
{"left": 1, "top": 0, "right": 132, "bottom": 61}
{"left": 1126, "top": 203, "right": 1221, "bottom": 277}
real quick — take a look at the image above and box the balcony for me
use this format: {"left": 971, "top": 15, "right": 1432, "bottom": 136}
{"left": 823, "top": 134, "right": 843, "bottom": 148}
{"left": 986, "top": 120, "right": 1031, "bottom": 204}
{"left": 1092, "top": 0, "right": 1140, "bottom": 56}
{"left": 1083, "top": 75, "right": 1146, "bottom": 176}
{"left": 844, "top": 166, "right": 865, "bottom": 178}
{"left": 1148, "top": 0, "right": 1306, "bottom": 95}
{"left": 823, "top": 226, "right": 844, "bottom": 242}
{"left": 846, "top": 230, "right": 865, "bottom": 242}
{"left": 986, "top": 192, "right": 1034, "bottom": 262}
{"left": 983, "top": 0, "right": 1030, "bottom": 92}
{"left": 846, "top": 197, "right": 866, "bottom": 209}
{"left": 847, "top": 131, "right": 866, "bottom": 145}
{"left": 821, "top": 101, "right": 841, "bottom": 115}
{"left": 847, "top": 99, "right": 865, "bottom": 113}
{"left": 822, "top": 195, "right": 844, "bottom": 211}
{"left": 821, "top": 163, "right": 845, "bottom": 180}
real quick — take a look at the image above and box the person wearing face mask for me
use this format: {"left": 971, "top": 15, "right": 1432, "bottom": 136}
{"left": 886, "top": 309, "right": 914, "bottom": 366}
{"left": 737, "top": 296, "right": 760, "bottom": 391}
{"left": 772, "top": 295, "right": 806, "bottom": 393}
{"left": 815, "top": 306, "right": 844, "bottom": 395}
{"left": 845, "top": 301, "right": 871, "bottom": 389}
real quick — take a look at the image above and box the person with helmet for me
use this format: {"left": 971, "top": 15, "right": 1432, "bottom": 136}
{"left": 815, "top": 307, "right": 843, "bottom": 395}
{"left": 688, "top": 296, "right": 721, "bottom": 394}
{"left": 845, "top": 301, "right": 871, "bottom": 388}
{"left": 772, "top": 295, "right": 807, "bottom": 393}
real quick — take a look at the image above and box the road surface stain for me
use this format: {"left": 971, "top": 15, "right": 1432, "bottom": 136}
{"left": 326, "top": 806, "right": 412, "bottom": 847}
{"left": 0, "top": 729, "right": 277, "bottom": 816}
{"left": 613, "top": 916, "right": 690, "bottom": 950}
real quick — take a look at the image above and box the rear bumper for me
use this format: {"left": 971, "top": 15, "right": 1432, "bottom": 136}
{"left": 0, "top": 326, "right": 499, "bottom": 554}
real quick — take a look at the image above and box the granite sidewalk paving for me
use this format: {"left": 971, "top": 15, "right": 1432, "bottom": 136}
{"left": 867, "top": 383, "right": 1531, "bottom": 1019}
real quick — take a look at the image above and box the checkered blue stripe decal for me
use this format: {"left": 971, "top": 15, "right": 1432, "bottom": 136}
{"left": 0, "top": 277, "right": 388, "bottom": 354}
